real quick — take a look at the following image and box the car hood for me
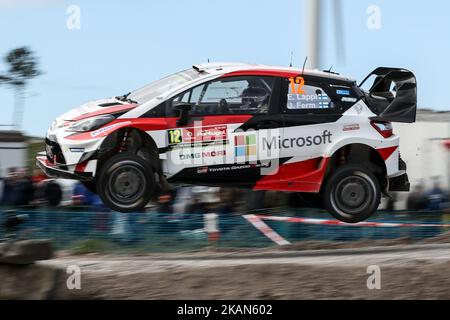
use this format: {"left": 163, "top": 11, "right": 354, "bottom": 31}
{"left": 60, "top": 98, "right": 137, "bottom": 121}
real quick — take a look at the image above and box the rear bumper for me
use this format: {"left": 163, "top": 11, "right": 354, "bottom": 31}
{"left": 36, "top": 156, "right": 93, "bottom": 181}
{"left": 388, "top": 172, "right": 410, "bottom": 192}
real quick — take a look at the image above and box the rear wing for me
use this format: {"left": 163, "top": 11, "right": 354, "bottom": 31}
{"left": 359, "top": 67, "right": 417, "bottom": 123}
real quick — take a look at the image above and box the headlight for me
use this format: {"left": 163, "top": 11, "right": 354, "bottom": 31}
{"left": 50, "top": 120, "right": 57, "bottom": 131}
{"left": 66, "top": 115, "right": 115, "bottom": 132}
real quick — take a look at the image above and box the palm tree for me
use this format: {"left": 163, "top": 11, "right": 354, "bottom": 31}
{"left": 2, "top": 47, "right": 42, "bottom": 129}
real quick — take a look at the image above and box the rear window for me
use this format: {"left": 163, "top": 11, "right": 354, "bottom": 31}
{"left": 281, "top": 77, "right": 359, "bottom": 114}
{"left": 287, "top": 83, "right": 332, "bottom": 110}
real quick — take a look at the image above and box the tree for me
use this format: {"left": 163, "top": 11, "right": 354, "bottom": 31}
{"left": 2, "top": 47, "right": 42, "bottom": 129}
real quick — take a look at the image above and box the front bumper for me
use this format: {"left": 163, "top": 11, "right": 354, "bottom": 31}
{"left": 36, "top": 156, "right": 93, "bottom": 181}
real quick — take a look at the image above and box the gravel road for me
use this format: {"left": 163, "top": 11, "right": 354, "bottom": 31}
{"left": 38, "top": 244, "right": 450, "bottom": 299}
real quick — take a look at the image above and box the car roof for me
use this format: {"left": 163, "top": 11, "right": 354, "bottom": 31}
{"left": 192, "top": 62, "right": 356, "bottom": 83}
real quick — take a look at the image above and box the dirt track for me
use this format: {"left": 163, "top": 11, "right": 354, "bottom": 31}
{"left": 31, "top": 244, "right": 450, "bottom": 299}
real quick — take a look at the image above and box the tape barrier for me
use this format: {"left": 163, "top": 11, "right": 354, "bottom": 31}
{"left": 243, "top": 214, "right": 291, "bottom": 245}
{"left": 244, "top": 214, "right": 450, "bottom": 246}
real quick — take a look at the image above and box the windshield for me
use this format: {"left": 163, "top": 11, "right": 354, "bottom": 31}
{"left": 127, "top": 68, "right": 205, "bottom": 104}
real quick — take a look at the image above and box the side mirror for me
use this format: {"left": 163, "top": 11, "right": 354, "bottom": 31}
{"left": 173, "top": 102, "right": 193, "bottom": 126}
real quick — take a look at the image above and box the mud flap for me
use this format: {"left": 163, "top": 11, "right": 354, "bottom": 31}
{"left": 389, "top": 173, "right": 410, "bottom": 192}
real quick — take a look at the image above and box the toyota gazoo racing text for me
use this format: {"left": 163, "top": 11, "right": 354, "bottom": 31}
{"left": 37, "top": 63, "right": 417, "bottom": 223}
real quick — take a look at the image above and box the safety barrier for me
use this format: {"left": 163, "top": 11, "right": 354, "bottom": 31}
{"left": 244, "top": 214, "right": 450, "bottom": 245}
{"left": 1, "top": 207, "right": 449, "bottom": 252}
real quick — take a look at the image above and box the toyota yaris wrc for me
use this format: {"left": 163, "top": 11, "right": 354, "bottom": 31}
{"left": 37, "top": 62, "right": 417, "bottom": 223}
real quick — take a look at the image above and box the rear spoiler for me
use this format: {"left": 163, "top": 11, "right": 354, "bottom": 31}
{"left": 360, "top": 67, "right": 417, "bottom": 123}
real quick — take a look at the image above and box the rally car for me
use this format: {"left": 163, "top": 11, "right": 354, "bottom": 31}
{"left": 37, "top": 62, "right": 417, "bottom": 223}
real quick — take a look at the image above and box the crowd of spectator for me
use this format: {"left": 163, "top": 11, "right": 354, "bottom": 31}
{"left": 0, "top": 167, "right": 60, "bottom": 207}
{"left": 406, "top": 179, "right": 450, "bottom": 212}
{"left": 2, "top": 166, "right": 450, "bottom": 215}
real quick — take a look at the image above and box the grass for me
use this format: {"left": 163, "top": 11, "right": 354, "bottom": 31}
{"left": 70, "top": 239, "right": 115, "bottom": 254}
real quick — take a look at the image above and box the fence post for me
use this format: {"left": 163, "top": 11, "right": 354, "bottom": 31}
{"left": 204, "top": 213, "right": 219, "bottom": 248}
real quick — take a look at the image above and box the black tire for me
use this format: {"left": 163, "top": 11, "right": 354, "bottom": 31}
{"left": 322, "top": 164, "right": 381, "bottom": 223}
{"left": 96, "top": 153, "right": 155, "bottom": 212}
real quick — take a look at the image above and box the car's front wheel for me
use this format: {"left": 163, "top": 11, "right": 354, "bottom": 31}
{"left": 322, "top": 164, "right": 381, "bottom": 223}
{"left": 97, "top": 153, "right": 155, "bottom": 212}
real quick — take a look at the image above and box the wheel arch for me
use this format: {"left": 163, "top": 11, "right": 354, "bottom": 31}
{"left": 96, "top": 126, "right": 161, "bottom": 175}
{"left": 323, "top": 143, "right": 388, "bottom": 191}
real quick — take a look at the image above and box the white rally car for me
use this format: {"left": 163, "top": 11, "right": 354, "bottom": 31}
{"left": 37, "top": 63, "right": 417, "bottom": 222}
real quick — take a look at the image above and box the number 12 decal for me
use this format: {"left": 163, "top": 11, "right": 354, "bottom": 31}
{"left": 168, "top": 129, "right": 182, "bottom": 144}
{"left": 289, "top": 76, "right": 305, "bottom": 94}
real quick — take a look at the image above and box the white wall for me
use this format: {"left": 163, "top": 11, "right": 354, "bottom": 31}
{"left": 0, "top": 141, "right": 27, "bottom": 177}
{"left": 394, "top": 122, "right": 450, "bottom": 189}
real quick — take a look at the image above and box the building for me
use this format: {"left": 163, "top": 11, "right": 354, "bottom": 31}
{"left": 395, "top": 109, "right": 450, "bottom": 190}
{"left": 0, "top": 130, "right": 27, "bottom": 177}
{"left": 392, "top": 109, "right": 450, "bottom": 210}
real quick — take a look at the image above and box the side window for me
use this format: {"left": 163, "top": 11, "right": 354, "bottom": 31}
{"left": 168, "top": 76, "right": 275, "bottom": 116}
{"left": 281, "top": 77, "right": 358, "bottom": 114}
{"left": 286, "top": 78, "right": 332, "bottom": 111}
{"left": 173, "top": 84, "right": 205, "bottom": 104}
{"left": 141, "top": 102, "right": 166, "bottom": 117}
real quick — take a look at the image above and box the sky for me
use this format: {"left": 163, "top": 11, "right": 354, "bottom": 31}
{"left": 0, "top": 0, "right": 448, "bottom": 137}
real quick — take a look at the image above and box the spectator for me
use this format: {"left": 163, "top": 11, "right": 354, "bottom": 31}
{"left": 1, "top": 168, "right": 17, "bottom": 206}
{"left": 385, "top": 192, "right": 397, "bottom": 211}
{"left": 72, "top": 182, "right": 105, "bottom": 210}
{"left": 13, "top": 168, "right": 34, "bottom": 206}
{"left": 406, "top": 183, "right": 427, "bottom": 211}
{"left": 44, "top": 180, "right": 63, "bottom": 206}
{"left": 157, "top": 192, "right": 176, "bottom": 214}
{"left": 425, "top": 179, "right": 448, "bottom": 211}
{"left": 217, "top": 188, "right": 235, "bottom": 214}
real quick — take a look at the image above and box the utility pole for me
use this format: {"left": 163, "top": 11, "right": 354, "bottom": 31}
{"left": 305, "top": 0, "right": 321, "bottom": 70}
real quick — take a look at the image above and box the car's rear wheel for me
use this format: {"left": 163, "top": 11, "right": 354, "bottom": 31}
{"left": 322, "top": 164, "right": 381, "bottom": 223}
{"left": 97, "top": 153, "right": 155, "bottom": 212}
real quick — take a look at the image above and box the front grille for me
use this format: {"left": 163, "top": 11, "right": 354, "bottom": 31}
{"left": 45, "top": 137, "right": 67, "bottom": 166}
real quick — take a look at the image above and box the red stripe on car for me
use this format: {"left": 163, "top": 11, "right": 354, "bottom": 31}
{"left": 221, "top": 69, "right": 301, "bottom": 79}
{"left": 71, "top": 104, "right": 137, "bottom": 121}
{"left": 253, "top": 157, "right": 330, "bottom": 193}
{"left": 66, "top": 115, "right": 253, "bottom": 140}
{"left": 377, "top": 146, "right": 398, "bottom": 161}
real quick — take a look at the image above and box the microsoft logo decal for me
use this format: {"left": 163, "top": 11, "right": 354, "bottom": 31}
{"left": 235, "top": 134, "right": 257, "bottom": 157}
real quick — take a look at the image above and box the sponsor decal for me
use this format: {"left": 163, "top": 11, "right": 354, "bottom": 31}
{"left": 168, "top": 129, "right": 183, "bottom": 144}
{"left": 69, "top": 148, "right": 85, "bottom": 153}
{"left": 343, "top": 124, "right": 360, "bottom": 131}
{"left": 184, "top": 125, "right": 227, "bottom": 143}
{"left": 90, "top": 121, "right": 131, "bottom": 138}
{"left": 288, "top": 76, "right": 306, "bottom": 94}
{"left": 341, "top": 97, "right": 357, "bottom": 103}
{"left": 262, "top": 130, "right": 332, "bottom": 151}
{"left": 168, "top": 125, "right": 228, "bottom": 145}
{"left": 199, "top": 163, "right": 269, "bottom": 174}
{"left": 287, "top": 93, "right": 330, "bottom": 109}
{"left": 336, "top": 89, "right": 350, "bottom": 96}
{"left": 179, "top": 150, "right": 226, "bottom": 160}
{"left": 197, "top": 167, "right": 208, "bottom": 174}
{"left": 235, "top": 134, "right": 257, "bottom": 157}
{"left": 355, "top": 104, "right": 363, "bottom": 114}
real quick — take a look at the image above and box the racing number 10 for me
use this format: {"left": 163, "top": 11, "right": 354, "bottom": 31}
{"left": 289, "top": 76, "right": 305, "bottom": 94}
